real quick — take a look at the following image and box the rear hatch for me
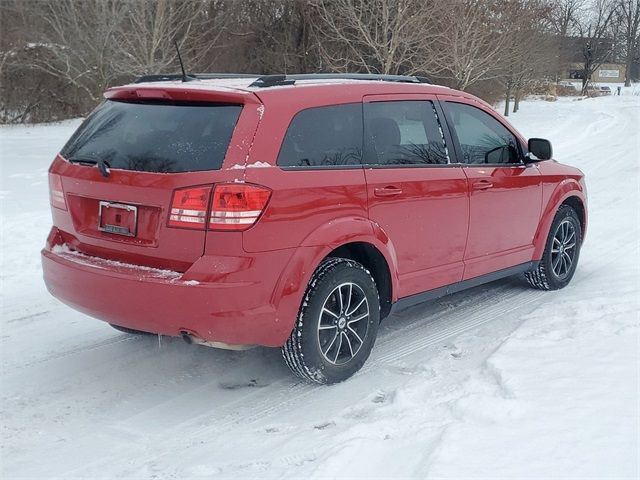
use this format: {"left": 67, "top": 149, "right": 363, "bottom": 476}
{"left": 48, "top": 86, "right": 260, "bottom": 271}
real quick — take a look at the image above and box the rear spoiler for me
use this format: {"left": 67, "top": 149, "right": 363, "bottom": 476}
{"left": 104, "top": 85, "right": 260, "bottom": 105}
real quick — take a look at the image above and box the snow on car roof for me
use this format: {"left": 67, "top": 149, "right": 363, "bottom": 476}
{"left": 129, "top": 76, "right": 450, "bottom": 94}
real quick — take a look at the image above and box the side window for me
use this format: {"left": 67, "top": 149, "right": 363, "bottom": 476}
{"left": 277, "top": 103, "right": 362, "bottom": 167}
{"left": 363, "top": 100, "right": 449, "bottom": 166}
{"left": 445, "top": 102, "right": 520, "bottom": 165}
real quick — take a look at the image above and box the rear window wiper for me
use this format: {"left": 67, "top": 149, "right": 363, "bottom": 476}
{"left": 67, "top": 155, "right": 111, "bottom": 178}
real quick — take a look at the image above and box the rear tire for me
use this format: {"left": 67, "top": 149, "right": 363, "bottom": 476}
{"left": 282, "top": 258, "right": 380, "bottom": 384}
{"left": 109, "top": 324, "right": 152, "bottom": 335}
{"left": 526, "top": 204, "right": 582, "bottom": 290}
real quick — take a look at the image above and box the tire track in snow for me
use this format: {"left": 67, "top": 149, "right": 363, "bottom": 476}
{"left": 63, "top": 283, "right": 547, "bottom": 477}
{"left": 64, "top": 234, "right": 629, "bottom": 478}
{"left": 3, "top": 328, "right": 143, "bottom": 370}
{"left": 13, "top": 208, "right": 628, "bottom": 478}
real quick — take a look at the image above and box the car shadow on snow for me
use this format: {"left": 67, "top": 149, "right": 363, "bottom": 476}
{"left": 107, "top": 274, "right": 532, "bottom": 391}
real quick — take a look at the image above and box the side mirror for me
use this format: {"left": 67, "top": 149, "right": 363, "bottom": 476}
{"left": 527, "top": 138, "right": 553, "bottom": 162}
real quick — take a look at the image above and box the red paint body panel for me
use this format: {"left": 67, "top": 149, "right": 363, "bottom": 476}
{"left": 43, "top": 227, "right": 295, "bottom": 346}
{"left": 461, "top": 163, "right": 542, "bottom": 279}
{"left": 41, "top": 79, "right": 587, "bottom": 347}
{"left": 533, "top": 161, "right": 588, "bottom": 258}
{"left": 361, "top": 93, "right": 468, "bottom": 296}
{"left": 365, "top": 167, "right": 469, "bottom": 296}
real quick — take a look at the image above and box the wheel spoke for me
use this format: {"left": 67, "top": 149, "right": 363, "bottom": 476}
{"left": 564, "top": 241, "right": 576, "bottom": 250}
{"left": 343, "top": 332, "right": 354, "bottom": 358}
{"left": 344, "top": 283, "right": 352, "bottom": 315}
{"left": 334, "top": 333, "right": 343, "bottom": 363}
{"left": 347, "top": 325, "right": 363, "bottom": 345}
{"left": 552, "top": 253, "right": 562, "bottom": 270}
{"left": 346, "top": 297, "right": 366, "bottom": 316}
{"left": 348, "top": 312, "right": 369, "bottom": 325}
{"left": 337, "top": 285, "right": 344, "bottom": 314}
{"left": 322, "top": 307, "right": 339, "bottom": 319}
{"left": 322, "top": 331, "right": 339, "bottom": 356}
{"left": 318, "top": 324, "right": 337, "bottom": 330}
{"left": 565, "top": 230, "right": 575, "bottom": 244}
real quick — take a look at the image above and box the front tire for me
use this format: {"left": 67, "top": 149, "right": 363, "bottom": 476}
{"left": 282, "top": 258, "right": 380, "bottom": 384}
{"left": 526, "top": 204, "right": 582, "bottom": 290}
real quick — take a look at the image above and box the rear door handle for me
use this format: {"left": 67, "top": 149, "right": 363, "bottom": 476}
{"left": 473, "top": 180, "right": 493, "bottom": 190}
{"left": 374, "top": 186, "right": 403, "bottom": 197}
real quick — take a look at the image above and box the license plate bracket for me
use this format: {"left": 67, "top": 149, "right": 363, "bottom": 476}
{"left": 98, "top": 201, "right": 138, "bottom": 237}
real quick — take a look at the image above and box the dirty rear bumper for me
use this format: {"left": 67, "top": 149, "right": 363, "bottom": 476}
{"left": 41, "top": 239, "right": 295, "bottom": 347}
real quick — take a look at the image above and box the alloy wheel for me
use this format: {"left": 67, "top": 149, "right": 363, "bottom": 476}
{"left": 317, "top": 282, "right": 370, "bottom": 366}
{"left": 551, "top": 219, "right": 577, "bottom": 279}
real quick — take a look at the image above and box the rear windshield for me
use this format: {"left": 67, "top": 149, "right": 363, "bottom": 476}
{"left": 60, "top": 100, "right": 242, "bottom": 173}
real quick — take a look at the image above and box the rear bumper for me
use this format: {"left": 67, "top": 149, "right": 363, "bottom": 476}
{"left": 41, "top": 242, "right": 295, "bottom": 347}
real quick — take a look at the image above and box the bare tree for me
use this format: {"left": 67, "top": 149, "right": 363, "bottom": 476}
{"left": 9, "top": 0, "right": 228, "bottom": 111}
{"left": 577, "top": 0, "right": 618, "bottom": 94}
{"left": 550, "top": 0, "right": 585, "bottom": 37}
{"left": 310, "top": 0, "right": 441, "bottom": 75}
{"left": 5, "top": 0, "right": 617, "bottom": 124}
{"left": 615, "top": 0, "right": 640, "bottom": 86}
{"left": 115, "top": 0, "right": 227, "bottom": 76}
{"left": 548, "top": 0, "right": 585, "bottom": 81}
{"left": 498, "top": 0, "right": 556, "bottom": 115}
{"left": 238, "top": 0, "right": 317, "bottom": 74}
{"left": 24, "top": 0, "right": 129, "bottom": 102}
{"left": 426, "top": 0, "right": 508, "bottom": 90}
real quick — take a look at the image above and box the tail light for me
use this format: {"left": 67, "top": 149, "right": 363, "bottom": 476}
{"left": 168, "top": 186, "right": 212, "bottom": 229}
{"left": 209, "top": 183, "right": 271, "bottom": 231}
{"left": 49, "top": 173, "right": 67, "bottom": 210}
{"left": 167, "top": 183, "right": 271, "bottom": 231}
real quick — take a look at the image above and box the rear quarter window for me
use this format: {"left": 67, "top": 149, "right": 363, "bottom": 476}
{"left": 277, "top": 103, "right": 363, "bottom": 168}
{"left": 61, "top": 100, "right": 242, "bottom": 173}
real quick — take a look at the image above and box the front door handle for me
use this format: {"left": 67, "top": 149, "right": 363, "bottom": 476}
{"left": 473, "top": 180, "right": 494, "bottom": 190}
{"left": 374, "top": 186, "right": 403, "bottom": 197}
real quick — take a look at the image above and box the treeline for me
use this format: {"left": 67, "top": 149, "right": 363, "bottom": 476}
{"left": 1, "top": 0, "right": 638, "bottom": 123}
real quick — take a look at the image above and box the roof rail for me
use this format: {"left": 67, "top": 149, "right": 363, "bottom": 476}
{"left": 134, "top": 72, "right": 433, "bottom": 86}
{"left": 248, "top": 73, "right": 432, "bottom": 88}
{"left": 134, "top": 73, "right": 262, "bottom": 83}
{"left": 248, "top": 74, "right": 296, "bottom": 88}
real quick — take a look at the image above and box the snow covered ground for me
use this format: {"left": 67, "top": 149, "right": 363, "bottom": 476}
{"left": 1, "top": 92, "right": 638, "bottom": 479}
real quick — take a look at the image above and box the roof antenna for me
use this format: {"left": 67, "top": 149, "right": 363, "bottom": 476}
{"left": 174, "top": 40, "right": 195, "bottom": 82}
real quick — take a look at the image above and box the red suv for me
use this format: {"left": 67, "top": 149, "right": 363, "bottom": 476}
{"left": 42, "top": 73, "right": 587, "bottom": 384}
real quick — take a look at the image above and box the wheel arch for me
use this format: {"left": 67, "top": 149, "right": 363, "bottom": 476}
{"left": 561, "top": 195, "right": 586, "bottom": 236}
{"left": 270, "top": 217, "right": 400, "bottom": 345}
{"left": 326, "top": 242, "right": 394, "bottom": 320}
{"left": 533, "top": 181, "right": 587, "bottom": 259}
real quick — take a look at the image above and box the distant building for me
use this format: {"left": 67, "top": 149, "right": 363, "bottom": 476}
{"left": 561, "top": 36, "right": 625, "bottom": 83}
{"left": 567, "top": 63, "right": 626, "bottom": 83}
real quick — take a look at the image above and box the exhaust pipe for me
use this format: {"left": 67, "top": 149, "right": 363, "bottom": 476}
{"left": 180, "top": 331, "right": 254, "bottom": 351}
